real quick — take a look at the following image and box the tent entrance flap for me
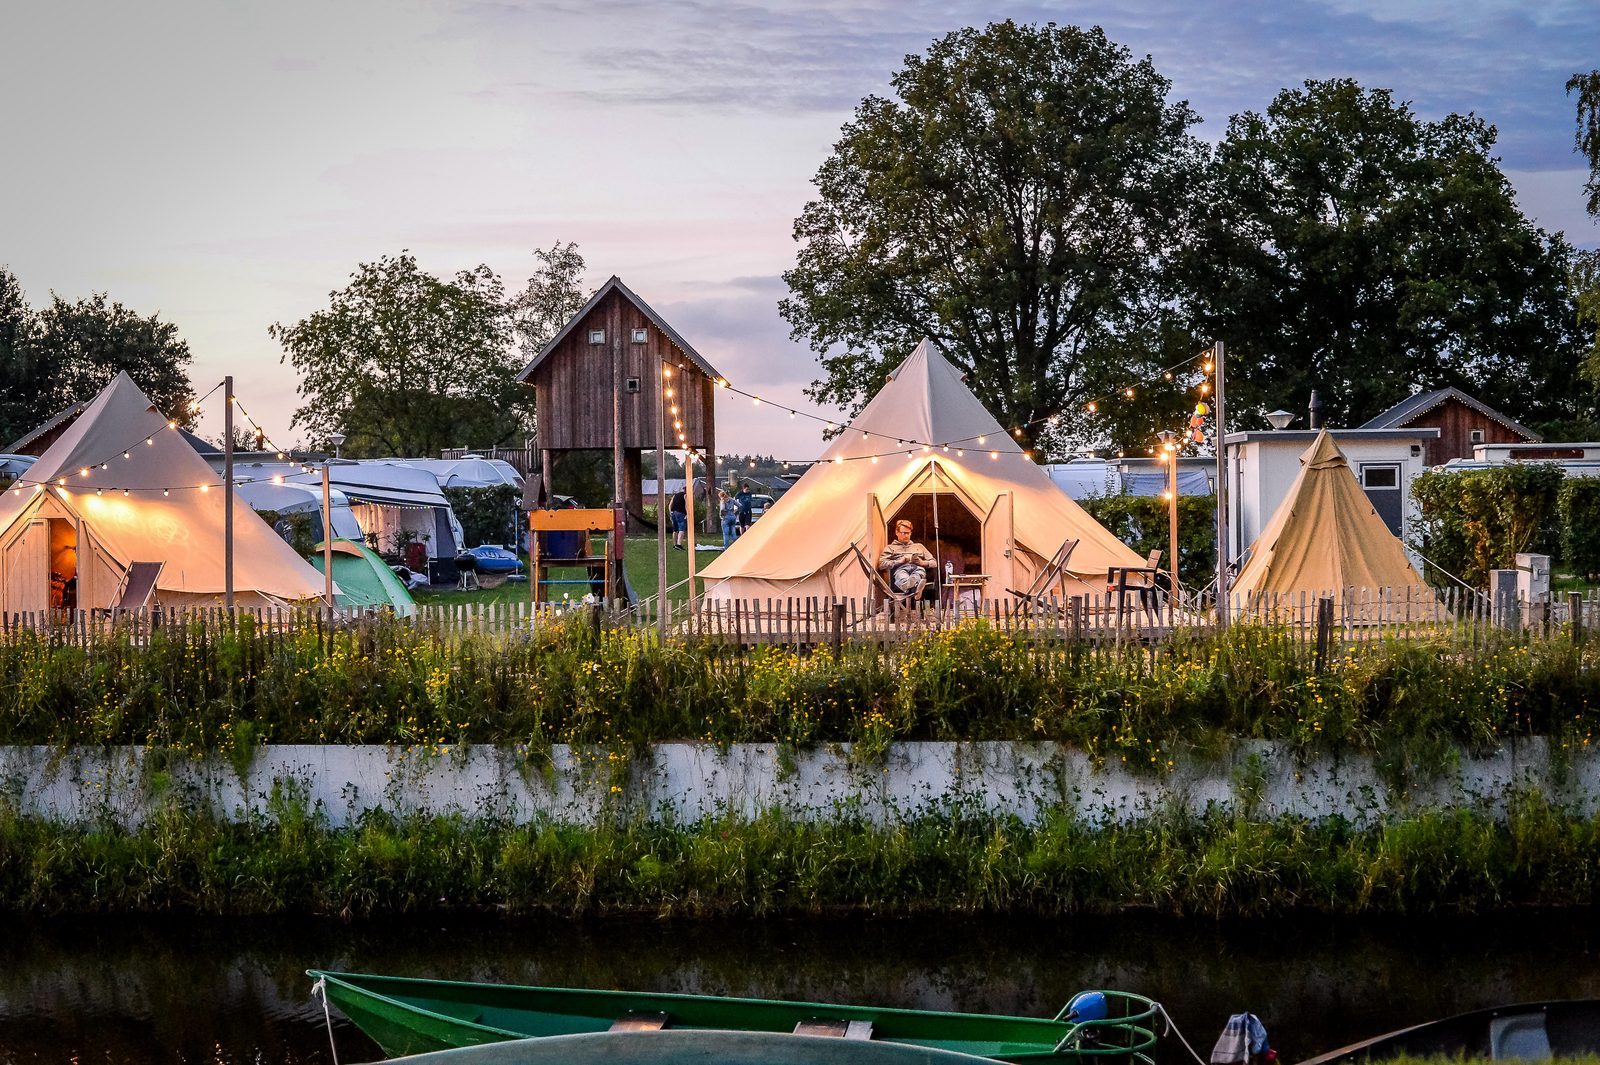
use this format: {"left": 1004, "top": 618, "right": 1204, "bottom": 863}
{"left": 983, "top": 491, "right": 1015, "bottom": 591}
{"left": 2, "top": 517, "right": 49, "bottom": 616}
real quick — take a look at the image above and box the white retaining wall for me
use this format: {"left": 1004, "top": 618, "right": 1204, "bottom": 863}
{"left": 1, "top": 741, "right": 1596, "bottom": 827}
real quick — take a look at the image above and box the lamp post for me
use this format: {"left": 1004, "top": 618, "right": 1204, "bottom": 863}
{"left": 330, "top": 432, "right": 346, "bottom": 460}
{"left": 1158, "top": 429, "right": 1179, "bottom": 606}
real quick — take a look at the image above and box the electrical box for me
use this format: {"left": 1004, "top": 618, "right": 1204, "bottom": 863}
{"left": 1515, "top": 552, "right": 1551, "bottom": 603}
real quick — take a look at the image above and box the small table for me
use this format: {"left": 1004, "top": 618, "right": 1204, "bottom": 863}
{"left": 1106, "top": 566, "right": 1161, "bottom": 623}
{"left": 944, "top": 573, "right": 989, "bottom": 615}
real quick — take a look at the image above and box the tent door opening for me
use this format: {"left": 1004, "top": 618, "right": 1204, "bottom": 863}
{"left": 48, "top": 518, "right": 78, "bottom": 611}
{"left": 886, "top": 493, "right": 982, "bottom": 585}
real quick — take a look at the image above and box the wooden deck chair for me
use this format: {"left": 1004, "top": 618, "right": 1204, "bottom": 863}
{"left": 1110, "top": 549, "right": 1163, "bottom": 623}
{"left": 849, "top": 540, "right": 928, "bottom": 623}
{"left": 107, "top": 561, "right": 164, "bottom": 616}
{"left": 1007, "top": 538, "right": 1078, "bottom": 615}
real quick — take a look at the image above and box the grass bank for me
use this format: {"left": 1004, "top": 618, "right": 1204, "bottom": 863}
{"left": 3, "top": 618, "right": 1599, "bottom": 785}
{"left": 2, "top": 791, "right": 1597, "bottom": 917}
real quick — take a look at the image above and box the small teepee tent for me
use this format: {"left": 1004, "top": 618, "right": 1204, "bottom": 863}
{"left": 700, "top": 340, "right": 1143, "bottom": 601}
{"left": 0, "top": 373, "right": 327, "bottom": 614}
{"left": 1231, "top": 430, "right": 1435, "bottom": 609}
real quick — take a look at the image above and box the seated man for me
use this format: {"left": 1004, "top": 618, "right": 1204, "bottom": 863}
{"left": 877, "top": 519, "right": 938, "bottom": 601}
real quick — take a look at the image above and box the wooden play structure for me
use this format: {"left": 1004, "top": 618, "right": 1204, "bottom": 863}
{"left": 527, "top": 507, "right": 626, "bottom": 604}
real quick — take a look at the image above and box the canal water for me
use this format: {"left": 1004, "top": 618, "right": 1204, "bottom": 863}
{"left": 0, "top": 914, "right": 1595, "bottom": 1064}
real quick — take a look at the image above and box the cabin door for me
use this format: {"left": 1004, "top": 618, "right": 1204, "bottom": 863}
{"left": 982, "top": 492, "right": 1015, "bottom": 592}
{"left": 1, "top": 518, "right": 49, "bottom": 617}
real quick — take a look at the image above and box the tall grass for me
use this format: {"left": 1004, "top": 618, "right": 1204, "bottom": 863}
{"left": 1, "top": 617, "right": 1597, "bottom": 778}
{"left": 1, "top": 790, "right": 1595, "bottom": 917}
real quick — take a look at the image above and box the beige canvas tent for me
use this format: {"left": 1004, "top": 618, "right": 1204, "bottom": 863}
{"left": 0, "top": 373, "right": 327, "bottom": 614}
{"left": 1231, "top": 429, "right": 1434, "bottom": 607}
{"left": 700, "top": 340, "right": 1143, "bottom": 601}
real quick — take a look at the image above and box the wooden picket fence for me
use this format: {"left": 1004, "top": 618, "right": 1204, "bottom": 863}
{"left": 3, "top": 585, "right": 1598, "bottom": 658}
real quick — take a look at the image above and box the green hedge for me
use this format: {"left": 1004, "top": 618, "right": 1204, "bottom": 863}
{"left": 4, "top": 617, "right": 1599, "bottom": 782}
{"left": 1079, "top": 494, "right": 1218, "bottom": 588}
{"left": 1561, "top": 479, "right": 1600, "bottom": 580}
{"left": 1411, "top": 464, "right": 1564, "bottom": 586}
{"left": 2, "top": 792, "right": 1597, "bottom": 916}
{"left": 444, "top": 484, "right": 522, "bottom": 548}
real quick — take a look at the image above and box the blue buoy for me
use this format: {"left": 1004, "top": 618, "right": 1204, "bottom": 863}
{"left": 1065, "top": 992, "right": 1109, "bottom": 1023}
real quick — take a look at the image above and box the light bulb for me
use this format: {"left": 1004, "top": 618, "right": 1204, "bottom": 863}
{"left": 163, "top": 489, "right": 169, "bottom": 497}
{"left": 1088, "top": 403, "right": 1098, "bottom": 414}
{"left": 199, "top": 483, "right": 209, "bottom": 493}
{"left": 989, "top": 451, "right": 998, "bottom": 459}
{"left": 80, "top": 467, "right": 90, "bottom": 477}
{"left": 1124, "top": 388, "right": 1135, "bottom": 399}
{"left": 977, "top": 435, "right": 986, "bottom": 445}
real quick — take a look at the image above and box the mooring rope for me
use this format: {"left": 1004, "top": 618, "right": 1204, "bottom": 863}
{"left": 311, "top": 976, "right": 342, "bottom": 1065}
{"left": 1158, "top": 1003, "right": 1210, "bottom": 1065}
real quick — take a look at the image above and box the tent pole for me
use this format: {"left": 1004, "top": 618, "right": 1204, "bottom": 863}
{"left": 224, "top": 375, "right": 234, "bottom": 610}
{"left": 930, "top": 458, "right": 942, "bottom": 602}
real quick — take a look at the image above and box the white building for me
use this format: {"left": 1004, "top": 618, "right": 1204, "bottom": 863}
{"left": 1223, "top": 428, "right": 1438, "bottom": 565}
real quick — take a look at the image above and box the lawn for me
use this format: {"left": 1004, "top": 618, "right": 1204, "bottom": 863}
{"left": 411, "top": 536, "right": 728, "bottom": 608}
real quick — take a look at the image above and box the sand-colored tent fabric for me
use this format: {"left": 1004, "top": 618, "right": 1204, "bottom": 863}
{"left": 1231, "top": 430, "right": 1433, "bottom": 606}
{"left": 700, "top": 340, "right": 1143, "bottom": 601}
{"left": 0, "top": 373, "right": 327, "bottom": 613}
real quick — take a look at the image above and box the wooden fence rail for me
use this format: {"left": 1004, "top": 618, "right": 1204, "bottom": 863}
{"left": 3, "top": 586, "right": 1597, "bottom": 661}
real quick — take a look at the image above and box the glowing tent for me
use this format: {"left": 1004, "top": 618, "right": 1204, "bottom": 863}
{"left": 1231, "top": 430, "right": 1434, "bottom": 605}
{"left": 700, "top": 340, "right": 1143, "bottom": 601}
{"left": 0, "top": 373, "right": 327, "bottom": 614}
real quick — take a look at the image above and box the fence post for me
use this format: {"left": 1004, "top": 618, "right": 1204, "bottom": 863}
{"left": 1313, "top": 596, "right": 1333, "bottom": 673}
{"left": 831, "top": 602, "right": 845, "bottom": 657}
{"left": 1572, "top": 591, "right": 1585, "bottom": 647}
{"left": 589, "top": 601, "right": 603, "bottom": 640}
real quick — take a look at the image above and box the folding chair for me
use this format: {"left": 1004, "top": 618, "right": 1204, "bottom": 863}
{"left": 850, "top": 541, "right": 929, "bottom": 623}
{"left": 102, "top": 561, "right": 164, "bottom": 617}
{"left": 1007, "top": 538, "right": 1078, "bottom": 616}
{"left": 1109, "top": 549, "right": 1163, "bottom": 623}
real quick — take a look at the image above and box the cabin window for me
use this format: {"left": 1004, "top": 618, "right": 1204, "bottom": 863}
{"left": 631, "top": 328, "right": 648, "bottom": 344}
{"left": 588, "top": 329, "right": 605, "bottom": 345}
{"left": 625, "top": 377, "right": 641, "bottom": 394}
{"left": 1470, "top": 428, "right": 1485, "bottom": 444}
{"left": 1360, "top": 465, "right": 1399, "bottom": 490}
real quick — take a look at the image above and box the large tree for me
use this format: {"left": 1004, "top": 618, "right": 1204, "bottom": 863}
{"left": 1186, "top": 79, "right": 1592, "bottom": 432}
{"left": 0, "top": 270, "right": 197, "bottom": 445}
{"left": 271, "top": 252, "right": 526, "bottom": 458}
{"left": 1570, "top": 71, "right": 1600, "bottom": 387}
{"left": 781, "top": 21, "right": 1205, "bottom": 457}
{"left": 510, "top": 240, "right": 589, "bottom": 360}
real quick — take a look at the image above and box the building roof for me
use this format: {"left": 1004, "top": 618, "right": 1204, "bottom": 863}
{"left": 1225, "top": 428, "right": 1438, "bottom": 445}
{"left": 514, "top": 275, "right": 722, "bottom": 383}
{"left": 2, "top": 399, "right": 92, "bottom": 455}
{"left": 1359, "top": 387, "right": 1541, "bottom": 441}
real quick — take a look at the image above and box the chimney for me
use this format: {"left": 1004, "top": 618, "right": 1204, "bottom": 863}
{"left": 1308, "top": 390, "right": 1325, "bottom": 430}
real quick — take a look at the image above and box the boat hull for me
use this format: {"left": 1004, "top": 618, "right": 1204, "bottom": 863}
{"left": 310, "top": 971, "right": 1157, "bottom": 1065}
{"left": 1297, "top": 1000, "right": 1600, "bottom": 1064}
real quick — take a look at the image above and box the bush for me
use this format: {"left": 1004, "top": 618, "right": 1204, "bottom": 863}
{"left": 444, "top": 484, "right": 522, "bottom": 548}
{"left": 1079, "top": 494, "right": 1217, "bottom": 588}
{"left": 1411, "top": 464, "right": 1563, "bottom": 587}
{"left": 1561, "top": 478, "right": 1600, "bottom": 580}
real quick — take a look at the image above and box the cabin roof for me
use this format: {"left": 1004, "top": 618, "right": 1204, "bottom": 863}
{"left": 1359, "top": 387, "right": 1540, "bottom": 441}
{"left": 515, "top": 275, "right": 721, "bottom": 383}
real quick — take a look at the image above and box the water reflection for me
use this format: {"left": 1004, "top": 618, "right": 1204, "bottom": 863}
{"left": 0, "top": 915, "right": 1594, "bottom": 1064}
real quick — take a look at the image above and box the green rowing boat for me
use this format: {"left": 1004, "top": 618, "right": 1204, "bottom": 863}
{"left": 308, "top": 970, "right": 1160, "bottom": 1064}
{"left": 384, "top": 1029, "right": 1031, "bottom": 1065}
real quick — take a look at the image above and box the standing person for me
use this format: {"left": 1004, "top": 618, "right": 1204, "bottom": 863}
{"left": 719, "top": 489, "right": 740, "bottom": 546}
{"left": 669, "top": 486, "right": 687, "bottom": 550}
{"left": 735, "top": 483, "right": 754, "bottom": 534}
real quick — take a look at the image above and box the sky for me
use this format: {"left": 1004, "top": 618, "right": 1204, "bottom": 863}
{"left": 2, "top": 0, "right": 1597, "bottom": 461}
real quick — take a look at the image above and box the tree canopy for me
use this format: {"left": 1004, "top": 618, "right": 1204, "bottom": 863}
{"left": 781, "top": 21, "right": 1205, "bottom": 457}
{"left": 0, "top": 268, "right": 197, "bottom": 446}
{"left": 511, "top": 241, "right": 590, "bottom": 360}
{"left": 270, "top": 252, "right": 526, "bottom": 458}
{"left": 1181, "top": 79, "right": 1593, "bottom": 433}
{"left": 1570, "top": 70, "right": 1600, "bottom": 389}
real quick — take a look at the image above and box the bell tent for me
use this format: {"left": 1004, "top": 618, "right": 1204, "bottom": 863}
{"left": 0, "top": 373, "right": 327, "bottom": 614}
{"left": 1231, "top": 430, "right": 1434, "bottom": 608}
{"left": 700, "top": 340, "right": 1143, "bottom": 601}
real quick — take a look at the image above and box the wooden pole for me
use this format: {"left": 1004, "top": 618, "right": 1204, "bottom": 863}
{"left": 612, "top": 337, "right": 625, "bottom": 519}
{"left": 223, "top": 375, "right": 234, "bottom": 610}
{"left": 321, "top": 461, "right": 334, "bottom": 605}
{"left": 685, "top": 446, "right": 698, "bottom": 613}
{"left": 1213, "top": 340, "right": 1230, "bottom": 627}
{"left": 1167, "top": 444, "right": 1179, "bottom": 604}
{"left": 657, "top": 356, "right": 668, "bottom": 638}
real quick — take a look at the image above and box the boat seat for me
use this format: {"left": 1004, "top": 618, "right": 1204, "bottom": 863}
{"left": 793, "top": 1019, "right": 873, "bottom": 1040}
{"left": 1489, "top": 1013, "right": 1550, "bottom": 1059}
{"left": 610, "top": 1012, "right": 670, "bottom": 1032}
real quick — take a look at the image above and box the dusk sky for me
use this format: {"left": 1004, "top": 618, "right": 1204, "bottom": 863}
{"left": 3, "top": 0, "right": 1597, "bottom": 460}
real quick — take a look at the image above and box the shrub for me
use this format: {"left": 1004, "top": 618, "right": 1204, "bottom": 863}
{"left": 444, "top": 484, "right": 522, "bottom": 548}
{"left": 1079, "top": 494, "right": 1217, "bottom": 587}
{"left": 1561, "top": 478, "right": 1600, "bottom": 580}
{"left": 1411, "top": 464, "right": 1563, "bottom": 586}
